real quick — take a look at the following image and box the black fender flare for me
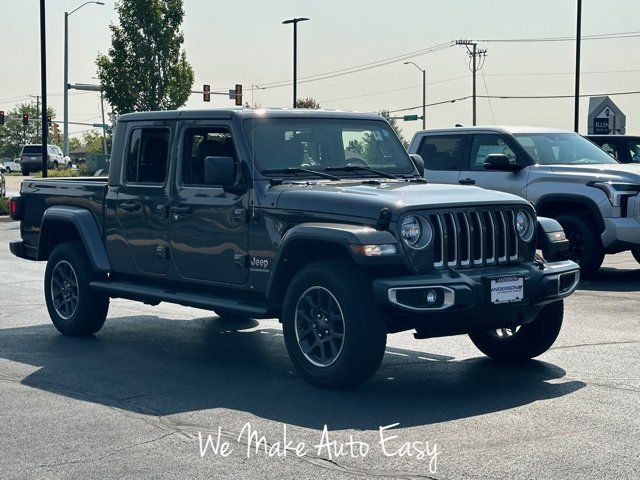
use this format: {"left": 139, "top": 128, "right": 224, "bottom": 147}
{"left": 38, "top": 206, "right": 111, "bottom": 273}
{"left": 534, "top": 194, "right": 605, "bottom": 232}
{"left": 265, "top": 222, "right": 401, "bottom": 300}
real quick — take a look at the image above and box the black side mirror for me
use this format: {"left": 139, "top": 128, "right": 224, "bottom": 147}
{"left": 483, "top": 153, "right": 523, "bottom": 172}
{"left": 204, "top": 156, "right": 235, "bottom": 186}
{"left": 409, "top": 154, "right": 425, "bottom": 177}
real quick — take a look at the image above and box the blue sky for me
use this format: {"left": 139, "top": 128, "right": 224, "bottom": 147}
{"left": 1, "top": 0, "right": 639, "bottom": 139}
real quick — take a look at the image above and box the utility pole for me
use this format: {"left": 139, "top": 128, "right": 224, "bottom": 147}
{"left": 403, "top": 61, "right": 426, "bottom": 129}
{"left": 456, "top": 40, "right": 487, "bottom": 126}
{"left": 282, "top": 17, "right": 310, "bottom": 108}
{"left": 39, "top": 0, "right": 48, "bottom": 178}
{"left": 100, "top": 89, "right": 107, "bottom": 155}
{"left": 31, "top": 95, "right": 41, "bottom": 142}
{"left": 574, "top": 0, "right": 582, "bottom": 133}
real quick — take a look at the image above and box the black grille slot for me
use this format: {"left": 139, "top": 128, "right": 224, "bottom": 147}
{"left": 426, "top": 207, "right": 522, "bottom": 269}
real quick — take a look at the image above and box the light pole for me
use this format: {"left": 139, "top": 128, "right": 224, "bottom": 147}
{"left": 64, "top": 1, "right": 104, "bottom": 156}
{"left": 282, "top": 17, "right": 309, "bottom": 108}
{"left": 404, "top": 61, "right": 426, "bottom": 130}
{"left": 574, "top": 0, "right": 582, "bottom": 133}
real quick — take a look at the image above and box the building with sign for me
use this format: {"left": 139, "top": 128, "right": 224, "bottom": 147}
{"left": 587, "top": 96, "right": 626, "bottom": 135}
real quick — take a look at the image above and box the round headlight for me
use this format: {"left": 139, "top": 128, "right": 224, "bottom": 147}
{"left": 515, "top": 210, "right": 534, "bottom": 241}
{"left": 401, "top": 215, "right": 421, "bottom": 246}
{"left": 401, "top": 215, "right": 433, "bottom": 249}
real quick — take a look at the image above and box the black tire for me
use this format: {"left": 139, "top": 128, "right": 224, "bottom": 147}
{"left": 52, "top": 161, "right": 59, "bottom": 170}
{"left": 21, "top": 169, "right": 29, "bottom": 176}
{"left": 44, "top": 241, "right": 109, "bottom": 336}
{"left": 552, "top": 213, "right": 604, "bottom": 277}
{"left": 282, "top": 260, "right": 386, "bottom": 389}
{"left": 469, "top": 300, "right": 564, "bottom": 361}
{"left": 631, "top": 248, "right": 640, "bottom": 264}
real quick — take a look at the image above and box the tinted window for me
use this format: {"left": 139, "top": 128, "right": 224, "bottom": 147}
{"left": 514, "top": 133, "right": 617, "bottom": 165}
{"left": 626, "top": 141, "right": 640, "bottom": 163}
{"left": 126, "top": 128, "right": 170, "bottom": 184}
{"left": 470, "top": 134, "right": 517, "bottom": 170}
{"left": 182, "top": 127, "right": 236, "bottom": 186}
{"left": 22, "top": 146, "right": 41, "bottom": 155}
{"left": 418, "top": 135, "right": 465, "bottom": 171}
{"left": 599, "top": 142, "right": 619, "bottom": 160}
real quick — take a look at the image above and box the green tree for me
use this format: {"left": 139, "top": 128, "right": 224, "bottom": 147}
{"left": 96, "top": 0, "right": 194, "bottom": 115}
{"left": 0, "top": 103, "right": 57, "bottom": 159}
{"left": 295, "top": 97, "right": 321, "bottom": 109}
{"left": 378, "top": 109, "right": 408, "bottom": 147}
{"left": 80, "top": 130, "right": 113, "bottom": 154}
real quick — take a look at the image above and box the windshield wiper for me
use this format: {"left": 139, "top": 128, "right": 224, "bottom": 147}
{"left": 324, "top": 165, "right": 400, "bottom": 180}
{"left": 262, "top": 167, "right": 341, "bottom": 181}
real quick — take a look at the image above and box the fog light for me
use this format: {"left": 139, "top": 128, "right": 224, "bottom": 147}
{"left": 426, "top": 289, "right": 437, "bottom": 305}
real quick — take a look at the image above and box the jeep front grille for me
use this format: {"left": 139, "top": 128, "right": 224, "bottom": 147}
{"left": 428, "top": 209, "right": 520, "bottom": 269}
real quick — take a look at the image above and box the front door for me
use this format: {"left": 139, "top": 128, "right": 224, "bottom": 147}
{"left": 459, "top": 133, "right": 530, "bottom": 198}
{"left": 169, "top": 123, "right": 249, "bottom": 285}
{"left": 115, "top": 125, "right": 172, "bottom": 275}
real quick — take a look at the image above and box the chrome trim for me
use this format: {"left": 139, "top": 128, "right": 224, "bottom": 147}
{"left": 486, "top": 211, "right": 496, "bottom": 264}
{"left": 508, "top": 210, "right": 519, "bottom": 261}
{"left": 387, "top": 286, "right": 456, "bottom": 311}
{"left": 460, "top": 212, "right": 471, "bottom": 267}
{"left": 434, "top": 214, "right": 444, "bottom": 268}
{"left": 447, "top": 212, "right": 458, "bottom": 267}
{"left": 498, "top": 211, "right": 508, "bottom": 263}
{"left": 472, "top": 211, "right": 484, "bottom": 265}
{"left": 557, "top": 270, "right": 581, "bottom": 297}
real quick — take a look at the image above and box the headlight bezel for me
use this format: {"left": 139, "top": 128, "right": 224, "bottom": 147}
{"left": 588, "top": 181, "right": 640, "bottom": 207}
{"left": 515, "top": 209, "right": 535, "bottom": 242}
{"left": 400, "top": 214, "right": 433, "bottom": 250}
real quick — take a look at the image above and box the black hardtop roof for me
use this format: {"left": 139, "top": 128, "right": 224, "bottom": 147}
{"left": 117, "top": 108, "right": 384, "bottom": 123}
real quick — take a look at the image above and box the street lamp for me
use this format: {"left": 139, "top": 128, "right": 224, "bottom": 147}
{"left": 404, "top": 61, "right": 426, "bottom": 130}
{"left": 63, "top": 1, "right": 104, "bottom": 156}
{"left": 282, "top": 17, "right": 309, "bottom": 108}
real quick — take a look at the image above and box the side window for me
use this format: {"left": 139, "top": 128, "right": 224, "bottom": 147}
{"left": 470, "top": 134, "right": 517, "bottom": 170}
{"left": 600, "top": 142, "right": 619, "bottom": 160}
{"left": 126, "top": 128, "right": 170, "bottom": 184}
{"left": 182, "top": 127, "right": 236, "bottom": 186}
{"left": 627, "top": 142, "right": 640, "bottom": 163}
{"left": 418, "top": 135, "right": 465, "bottom": 171}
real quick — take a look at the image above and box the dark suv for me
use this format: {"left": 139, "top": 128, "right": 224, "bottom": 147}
{"left": 587, "top": 135, "right": 640, "bottom": 164}
{"left": 9, "top": 109, "right": 579, "bottom": 388}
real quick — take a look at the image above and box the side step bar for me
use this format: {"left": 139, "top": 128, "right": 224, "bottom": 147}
{"left": 90, "top": 280, "right": 274, "bottom": 317}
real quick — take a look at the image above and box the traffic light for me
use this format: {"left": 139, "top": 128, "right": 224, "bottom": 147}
{"left": 47, "top": 115, "right": 52, "bottom": 126}
{"left": 203, "top": 84, "right": 210, "bottom": 102}
{"left": 53, "top": 123, "right": 61, "bottom": 141}
{"left": 0, "top": 111, "right": 4, "bottom": 126}
{"left": 22, "top": 113, "right": 29, "bottom": 125}
{"left": 234, "top": 84, "right": 243, "bottom": 106}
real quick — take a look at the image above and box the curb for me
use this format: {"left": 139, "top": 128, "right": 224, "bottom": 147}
{"left": 0, "top": 216, "right": 15, "bottom": 223}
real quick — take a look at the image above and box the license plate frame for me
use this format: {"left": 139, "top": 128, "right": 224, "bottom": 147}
{"left": 489, "top": 276, "right": 524, "bottom": 305}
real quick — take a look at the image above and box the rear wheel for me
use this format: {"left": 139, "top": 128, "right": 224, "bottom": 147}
{"left": 282, "top": 260, "right": 386, "bottom": 389}
{"left": 551, "top": 213, "right": 604, "bottom": 277}
{"left": 21, "top": 168, "right": 29, "bottom": 176}
{"left": 469, "top": 300, "right": 564, "bottom": 361}
{"left": 44, "top": 241, "right": 109, "bottom": 336}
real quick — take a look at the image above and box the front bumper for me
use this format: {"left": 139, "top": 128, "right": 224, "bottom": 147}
{"left": 601, "top": 217, "right": 640, "bottom": 248}
{"left": 373, "top": 260, "right": 579, "bottom": 337}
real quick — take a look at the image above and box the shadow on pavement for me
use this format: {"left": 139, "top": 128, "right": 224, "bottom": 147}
{"left": 578, "top": 265, "right": 640, "bottom": 293}
{"left": 0, "top": 315, "right": 585, "bottom": 430}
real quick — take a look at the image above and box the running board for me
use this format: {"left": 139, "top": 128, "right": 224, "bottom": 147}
{"left": 90, "top": 280, "right": 273, "bottom": 317}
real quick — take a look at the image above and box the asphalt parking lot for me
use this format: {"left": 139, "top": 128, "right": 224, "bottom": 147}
{"left": 0, "top": 220, "right": 638, "bottom": 479}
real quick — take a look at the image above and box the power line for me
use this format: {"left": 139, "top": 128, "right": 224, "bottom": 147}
{"left": 477, "top": 30, "right": 640, "bottom": 43}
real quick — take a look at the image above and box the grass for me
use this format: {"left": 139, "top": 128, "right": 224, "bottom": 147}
{"left": 30, "top": 165, "right": 93, "bottom": 178}
{"left": 0, "top": 197, "right": 9, "bottom": 216}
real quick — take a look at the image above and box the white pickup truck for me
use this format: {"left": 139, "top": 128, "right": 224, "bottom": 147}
{"left": 409, "top": 126, "right": 640, "bottom": 276}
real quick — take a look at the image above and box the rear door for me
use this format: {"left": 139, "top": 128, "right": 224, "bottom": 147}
{"left": 169, "top": 122, "right": 249, "bottom": 285}
{"left": 415, "top": 133, "right": 466, "bottom": 184}
{"left": 114, "top": 123, "right": 173, "bottom": 276}
{"left": 459, "top": 133, "right": 530, "bottom": 198}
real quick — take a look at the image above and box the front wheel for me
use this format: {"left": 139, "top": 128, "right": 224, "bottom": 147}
{"left": 551, "top": 213, "right": 604, "bottom": 277}
{"left": 282, "top": 260, "right": 386, "bottom": 389}
{"left": 44, "top": 241, "right": 110, "bottom": 336}
{"left": 469, "top": 300, "right": 564, "bottom": 361}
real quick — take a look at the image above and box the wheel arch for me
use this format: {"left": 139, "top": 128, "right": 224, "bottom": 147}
{"left": 534, "top": 194, "right": 605, "bottom": 233}
{"left": 37, "top": 206, "right": 111, "bottom": 273}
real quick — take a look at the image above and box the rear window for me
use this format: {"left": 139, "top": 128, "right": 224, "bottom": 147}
{"left": 418, "top": 135, "right": 465, "bottom": 171}
{"left": 21, "top": 146, "right": 41, "bottom": 155}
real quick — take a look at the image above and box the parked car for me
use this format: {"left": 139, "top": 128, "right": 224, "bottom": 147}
{"left": 8, "top": 110, "right": 578, "bottom": 388}
{"left": 0, "top": 158, "right": 22, "bottom": 173}
{"left": 586, "top": 135, "right": 640, "bottom": 164}
{"left": 408, "top": 126, "right": 640, "bottom": 275}
{"left": 20, "top": 144, "right": 68, "bottom": 175}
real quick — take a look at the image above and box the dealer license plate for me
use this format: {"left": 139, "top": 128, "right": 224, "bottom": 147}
{"left": 490, "top": 276, "right": 524, "bottom": 304}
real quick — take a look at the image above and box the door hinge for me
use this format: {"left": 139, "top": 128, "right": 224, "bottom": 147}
{"left": 234, "top": 253, "right": 249, "bottom": 268}
{"left": 156, "top": 245, "right": 169, "bottom": 259}
{"left": 233, "top": 208, "right": 248, "bottom": 223}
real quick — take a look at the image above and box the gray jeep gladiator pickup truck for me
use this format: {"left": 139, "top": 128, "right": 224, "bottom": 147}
{"left": 9, "top": 109, "right": 579, "bottom": 388}
{"left": 409, "top": 126, "right": 640, "bottom": 276}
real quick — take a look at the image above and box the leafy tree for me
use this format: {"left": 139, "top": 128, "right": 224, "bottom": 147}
{"left": 346, "top": 139, "right": 364, "bottom": 155}
{"left": 295, "top": 97, "right": 321, "bottom": 109}
{"left": 96, "top": 0, "right": 194, "bottom": 115}
{"left": 378, "top": 109, "right": 408, "bottom": 147}
{"left": 80, "top": 131, "right": 112, "bottom": 154}
{"left": 0, "top": 103, "right": 57, "bottom": 159}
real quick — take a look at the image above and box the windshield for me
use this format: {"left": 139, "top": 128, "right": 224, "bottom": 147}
{"left": 243, "top": 118, "right": 415, "bottom": 176}
{"left": 514, "top": 133, "right": 618, "bottom": 165}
